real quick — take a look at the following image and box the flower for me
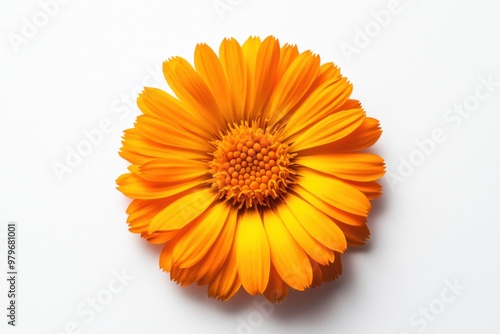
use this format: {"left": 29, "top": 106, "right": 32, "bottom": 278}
{"left": 116, "top": 36, "right": 385, "bottom": 302}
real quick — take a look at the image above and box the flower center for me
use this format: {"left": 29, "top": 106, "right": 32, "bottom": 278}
{"left": 210, "top": 122, "right": 294, "bottom": 208}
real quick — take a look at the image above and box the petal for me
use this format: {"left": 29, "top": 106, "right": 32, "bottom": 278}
{"left": 320, "top": 253, "right": 343, "bottom": 282}
{"left": 276, "top": 43, "right": 299, "bottom": 81}
{"left": 219, "top": 38, "right": 247, "bottom": 122}
{"left": 133, "top": 157, "right": 208, "bottom": 183}
{"left": 172, "top": 203, "right": 231, "bottom": 268}
{"left": 341, "top": 180, "right": 383, "bottom": 200}
{"left": 330, "top": 116, "right": 382, "bottom": 151}
{"left": 142, "top": 230, "right": 179, "bottom": 244}
{"left": 333, "top": 98, "right": 362, "bottom": 112}
{"left": 168, "top": 207, "right": 235, "bottom": 285}
{"left": 242, "top": 36, "right": 261, "bottom": 67}
{"left": 119, "top": 128, "right": 207, "bottom": 165}
{"left": 116, "top": 172, "right": 204, "bottom": 200}
{"left": 284, "top": 194, "right": 347, "bottom": 253}
{"left": 296, "top": 153, "right": 385, "bottom": 182}
{"left": 246, "top": 36, "right": 280, "bottom": 120}
{"left": 235, "top": 208, "right": 270, "bottom": 295}
{"left": 198, "top": 208, "right": 239, "bottom": 285}
{"left": 264, "top": 263, "right": 289, "bottom": 303}
{"left": 298, "top": 168, "right": 371, "bottom": 216}
{"left": 135, "top": 114, "right": 212, "bottom": 152}
{"left": 159, "top": 236, "right": 180, "bottom": 272}
{"left": 308, "top": 62, "right": 342, "bottom": 90}
{"left": 163, "top": 57, "right": 224, "bottom": 132}
{"left": 208, "top": 237, "right": 241, "bottom": 301}
{"left": 242, "top": 36, "right": 261, "bottom": 119}
{"left": 302, "top": 116, "right": 382, "bottom": 154}
{"left": 309, "top": 258, "right": 323, "bottom": 288}
{"left": 276, "top": 202, "right": 334, "bottom": 265}
{"left": 138, "top": 88, "right": 211, "bottom": 138}
{"left": 284, "top": 69, "right": 352, "bottom": 138}
{"left": 149, "top": 187, "right": 217, "bottom": 232}
{"left": 170, "top": 266, "right": 195, "bottom": 287}
{"left": 290, "top": 108, "right": 365, "bottom": 152}
{"left": 268, "top": 51, "right": 321, "bottom": 126}
{"left": 335, "top": 221, "right": 371, "bottom": 247}
{"left": 292, "top": 186, "right": 367, "bottom": 226}
{"left": 263, "top": 210, "right": 312, "bottom": 291}
{"left": 126, "top": 198, "right": 171, "bottom": 233}
{"left": 194, "top": 43, "right": 232, "bottom": 119}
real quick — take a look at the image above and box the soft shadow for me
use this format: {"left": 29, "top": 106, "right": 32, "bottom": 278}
{"left": 370, "top": 182, "right": 390, "bottom": 226}
{"left": 180, "top": 283, "right": 257, "bottom": 314}
{"left": 139, "top": 239, "right": 163, "bottom": 257}
{"left": 349, "top": 187, "right": 389, "bottom": 254}
{"left": 172, "top": 250, "right": 360, "bottom": 321}
{"left": 270, "top": 252, "right": 358, "bottom": 321}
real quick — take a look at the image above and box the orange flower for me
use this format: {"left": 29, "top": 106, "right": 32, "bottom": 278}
{"left": 116, "top": 36, "right": 384, "bottom": 302}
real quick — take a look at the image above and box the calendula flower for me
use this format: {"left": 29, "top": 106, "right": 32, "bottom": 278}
{"left": 116, "top": 36, "right": 384, "bottom": 302}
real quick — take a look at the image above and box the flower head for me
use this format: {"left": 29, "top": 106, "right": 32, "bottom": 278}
{"left": 116, "top": 36, "right": 385, "bottom": 302}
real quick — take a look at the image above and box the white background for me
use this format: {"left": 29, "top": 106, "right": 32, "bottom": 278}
{"left": 1, "top": 0, "right": 500, "bottom": 333}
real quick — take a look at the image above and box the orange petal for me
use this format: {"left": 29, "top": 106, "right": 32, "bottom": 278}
{"left": 269, "top": 51, "right": 320, "bottom": 126}
{"left": 242, "top": 36, "right": 261, "bottom": 119}
{"left": 298, "top": 168, "right": 371, "bottom": 216}
{"left": 276, "top": 43, "right": 299, "bottom": 81}
{"left": 263, "top": 210, "right": 312, "bottom": 291}
{"left": 341, "top": 179, "right": 383, "bottom": 200}
{"left": 296, "top": 153, "right": 385, "bottom": 182}
{"left": 135, "top": 114, "right": 212, "bottom": 152}
{"left": 133, "top": 157, "right": 208, "bottom": 183}
{"left": 292, "top": 186, "right": 367, "bottom": 226}
{"left": 119, "top": 128, "right": 207, "bottom": 165}
{"left": 308, "top": 62, "right": 342, "bottom": 91}
{"left": 284, "top": 194, "right": 347, "bottom": 253}
{"left": 246, "top": 36, "right": 280, "bottom": 120}
{"left": 235, "top": 208, "right": 270, "bottom": 295}
{"left": 302, "top": 116, "right": 382, "bottom": 154}
{"left": 194, "top": 43, "right": 232, "bottom": 119}
{"left": 264, "top": 263, "right": 289, "bottom": 303}
{"left": 170, "top": 263, "right": 198, "bottom": 287}
{"left": 116, "top": 172, "right": 204, "bottom": 200}
{"left": 138, "top": 88, "right": 211, "bottom": 138}
{"left": 320, "top": 253, "right": 343, "bottom": 282}
{"left": 208, "top": 236, "right": 241, "bottom": 301}
{"left": 163, "top": 57, "right": 224, "bottom": 132}
{"left": 172, "top": 203, "right": 231, "bottom": 268}
{"left": 276, "top": 202, "right": 334, "bottom": 265}
{"left": 335, "top": 221, "right": 371, "bottom": 247}
{"left": 333, "top": 98, "right": 362, "bottom": 112}
{"left": 126, "top": 198, "right": 171, "bottom": 233}
{"left": 219, "top": 38, "right": 247, "bottom": 122}
{"left": 309, "top": 258, "right": 323, "bottom": 288}
{"left": 142, "top": 230, "right": 179, "bottom": 244}
{"left": 197, "top": 208, "right": 239, "bottom": 285}
{"left": 159, "top": 236, "right": 180, "bottom": 272}
{"left": 149, "top": 187, "right": 217, "bottom": 232}
{"left": 290, "top": 108, "right": 365, "bottom": 151}
{"left": 284, "top": 73, "right": 352, "bottom": 138}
